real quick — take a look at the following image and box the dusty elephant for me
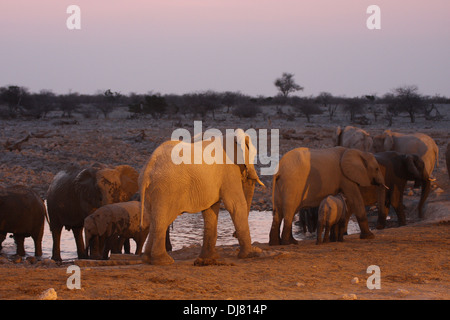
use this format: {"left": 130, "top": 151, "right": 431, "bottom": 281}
{"left": 360, "top": 151, "right": 431, "bottom": 226}
{"left": 139, "top": 129, "right": 264, "bottom": 265}
{"left": 0, "top": 185, "right": 47, "bottom": 257}
{"left": 334, "top": 126, "right": 373, "bottom": 152}
{"left": 46, "top": 164, "right": 139, "bottom": 261}
{"left": 84, "top": 201, "right": 149, "bottom": 260}
{"left": 316, "top": 194, "right": 348, "bottom": 245}
{"left": 372, "top": 130, "right": 438, "bottom": 179}
{"left": 270, "top": 147, "right": 386, "bottom": 245}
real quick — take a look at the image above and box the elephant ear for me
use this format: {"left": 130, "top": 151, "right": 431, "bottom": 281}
{"left": 383, "top": 130, "right": 394, "bottom": 151}
{"left": 74, "top": 168, "right": 102, "bottom": 208}
{"left": 116, "top": 165, "right": 139, "bottom": 200}
{"left": 97, "top": 165, "right": 139, "bottom": 204}
{"left": 234, "top": 129, "right": 264, "bottom": 186}
{"left": 340, "top": 149, "right": 372, "bottom": 187}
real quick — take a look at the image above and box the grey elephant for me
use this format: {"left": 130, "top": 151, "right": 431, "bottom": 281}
{"left": 84, "top": 201, "right": 149, "bottom": 260}
{"left": 270, "top": 147, "right": 386, "bottom": 245}
{"left": 334, "top": 126, "right": 373, "bottom": 152}
{"left": 360, "top": 151, "right": 431, "bottom": 226}
{"left": 0, "top": 185, "right": 48, "bottom": 257}
{"left": 46, "top": 164, "right": 139, "bottom": 261}
{"left": 139, "top": 129, "right": 264, "bottom": 265}
{"left": 316, "top": 194, "right": 347, "bottom": 245}
{"left": 372, "top": 130, "right": 438, "bottom": 179}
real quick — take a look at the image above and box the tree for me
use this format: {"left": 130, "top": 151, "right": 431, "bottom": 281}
{"left": 274, "top": 73, "right": 303, "bottom": 100}
{"left": 0, "top": 85, "right": 28, "bottom": 117}
{"left": 96, "top": 89, "right": 121, "bottom": 118}
{"left": 59, "top": 92, "right": 80, "bottom": 118}
{"left": 316, "top": 92, "right": 339, "bottom": 121}
{"left": 343, "top": 97, "right": 365, "bottom": 122}
{"left": 290, "top": 96, "right": 322, "bottom": 123}
{"left": 391, "top": 85, "right": 424, "bottom": 123}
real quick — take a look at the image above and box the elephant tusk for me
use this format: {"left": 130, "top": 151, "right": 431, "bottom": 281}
{"left": 382, "top": 184, "right": 389, "bottom": 190}
{"left": 256, "top": 177, "right": 265, "bottom": 188}
{"left": 428, "top": 177, "right": 436, "bottom": 182}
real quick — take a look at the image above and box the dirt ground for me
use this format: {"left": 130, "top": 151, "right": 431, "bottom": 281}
{"left": 0, "top": 107, "right": 449, "bottom": 300}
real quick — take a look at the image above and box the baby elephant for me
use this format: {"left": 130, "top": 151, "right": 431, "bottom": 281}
{"left": 316, "top": 194, "right": 348, "bottom": 245}
{"left": 84, "top": 201, "right": 149, "bottom": 260}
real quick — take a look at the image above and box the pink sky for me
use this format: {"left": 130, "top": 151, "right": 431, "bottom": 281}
{"left": 0, "top": 0, "right": 449, "bottom": 96}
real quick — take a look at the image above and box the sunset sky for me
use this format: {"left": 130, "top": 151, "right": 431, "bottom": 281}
{"left": 0, "top": 0, "right": 449, "bottom": 97}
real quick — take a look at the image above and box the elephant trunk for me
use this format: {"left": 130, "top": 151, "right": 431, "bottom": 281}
{"left": 376, "top": 184, "right": 388, "bottom": 229}
{"left": 418, "top": 174, "right": 431, "bottom": 219}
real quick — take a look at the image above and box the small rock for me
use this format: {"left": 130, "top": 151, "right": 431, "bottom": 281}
{"left": 296, "top": 282, "right": 306, "bottom": 287}
{"left": 434, "top": 188, "right": 444, "bottom": 194}
{"left": 341, "top": 293, "right": 357, "bottom": 300}
{"left": 351, "top": 277, "right": 359, "bottom": 284}
{"left": 38, "top": 288, "right": 57, "bottom": 300}
{"left": 12, "top": 256, "right": 22, "bottom": 264}
{"left": 407, "top": 190, "right": 414, "bottom": 196}
{"left": 395, "top": 288, "right": 409, "bottom": 297}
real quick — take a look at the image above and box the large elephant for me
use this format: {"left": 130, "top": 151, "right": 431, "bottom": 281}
{"left": 334, "top": 126, "right": 373, "bottom": 152}
{"left": 372, "top": 130, "right": 438, "bottom": 179}
{"left": 46, "top": 164, "right": 139, "bottom": 261}
{"left": 139, "top": 129, "right": 264, "bottom": 265}
{"left": 270, "top": 147, "right": 385, "bottom": 245}
{"left": 84, "top": 201, "right": 149, "bottom": 260}
{"left": 0, "top": 185, "right": 47, "bottom": 257}
{"left": 360, "top": 151, "right": 431, "bottom": 226}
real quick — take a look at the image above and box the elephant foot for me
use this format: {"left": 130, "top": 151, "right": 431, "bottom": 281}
{"left": 360, "top": 231, "right": 375, "bottom": 239}
{"left": 376, "top": 223, "right": 385, "bottom": 230}
{"left": 144, "top": 252, "right": 174, "bottom": 265}
{"left": 238, "top": 246, "right": 261, "bottom": 259}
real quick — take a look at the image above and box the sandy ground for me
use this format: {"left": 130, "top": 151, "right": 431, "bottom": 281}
{"left": 0, "top": 107, "right": 449, "bottom": 300}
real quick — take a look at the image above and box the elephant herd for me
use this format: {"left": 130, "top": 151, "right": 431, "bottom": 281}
{"left": 0, "top": 126, "right": 447, "bottom": 266}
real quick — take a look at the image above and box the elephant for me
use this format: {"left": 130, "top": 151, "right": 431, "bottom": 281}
{"left": 46, "top": 164, "right": 139, "bottom": 261}
{"left": 139, "top": 129, "right": 264, "bottom": 265}
{"left": 360, "top": 151, "right": 431, "bottom": 227}
{"left": 446, "top": 142, "right": 450, "bottom": 180}
{"left": 334, "top": 126, "right": 373, "bottom": 152}
{"left": 0, "top": 185, "right": 47, "bottom": 257}
{"left": 316, "top": 194, "right": 347, "bottom": 245}
{"left": 270, "top": 146, "right": 386, "bottom": 246}
{"left": 84, "top": 201, "right": 149, "bottom": 260}
{"left": 372, "top": 130, "right": 438, "bottom": 179}
{"left": 298, "top": 207, "right": 318, "bottom": 234}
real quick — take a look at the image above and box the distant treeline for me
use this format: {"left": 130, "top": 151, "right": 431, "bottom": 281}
{"left": 0, "top": 85, "right": 448, "bottom": 124}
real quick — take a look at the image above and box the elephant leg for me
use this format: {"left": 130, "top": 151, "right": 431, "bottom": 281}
{"left": 343, "top": 183, "right": 374, "bottom": 239}
{"left": 223, "top": 196, "right": 253, "bottom": 259}
{"left": 338, "top": 221, "right": 346, "bottom": 242}
{"left": 199, "top": 202, "right": 220, "bottom": 260}
{"left": 0, "top": 233, "right": 6, "bottom": 251}
{"left": 316, "top": 223, "right": 323, "bottom": 245}
{"left": 323, "top": 225, "right": 330, "bottom": 243}
{"left": 269, "top": 207, "right": 282, "bottom": 245}
{"left": 280, "top": 205, "right": 298, "bottom": 245}
{"left": 72, "top": 227, "right": 87, "bottom": 259}
{"left": 32, "top": 226, "right": 44, "bottom": 257}
{"left": 144, "top": 208, "right": 175, "bottom": 265}
{"left": 123, "top": 238, "right": 130, "bottom": 254}
{"left": 391, "top": 186, "right": 406, "bottom": 226}
{"left": 14, "top": 234, "right": 26, "bottom": 256}
{"left": 330, "top": 224, "right": 338, "bottom": 242}
{"left": 51, "top": 225, "right": 62, "bottom": 261}
{"left": 165, "top": 227, "right": 172, "bottom": 252}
